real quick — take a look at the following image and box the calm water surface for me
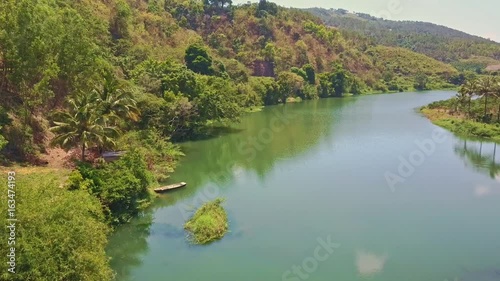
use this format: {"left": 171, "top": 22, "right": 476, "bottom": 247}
{"left": 107, "top": 91, "right": 500, "bottom": 281}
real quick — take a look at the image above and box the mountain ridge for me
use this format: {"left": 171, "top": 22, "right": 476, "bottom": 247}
{"left": 306, "top": 7, "right": 500, "bottom": 69}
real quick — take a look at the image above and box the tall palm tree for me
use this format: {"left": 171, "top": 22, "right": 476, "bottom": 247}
{"left": 493, "top": 78, "right": 500, "bottom": 122}
{"left": 51, "top": 92, "right": 120, "bottom": 161}
{"left": 459, "top": 79, "right": 477, "bottom": 118}
{"left": 95, "top": 76, "right": 140, "bottom": 124}
{"left": 477, "top": 76, "right": 496, "bottom": 120}
{"left": 456, "top": 86, "right": 469, "bottom": 114}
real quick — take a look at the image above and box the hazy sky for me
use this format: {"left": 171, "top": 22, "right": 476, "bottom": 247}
{"left": 234, "top": 0, "right": 500, "bottom": 42}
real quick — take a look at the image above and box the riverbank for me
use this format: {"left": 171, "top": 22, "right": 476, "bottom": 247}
{"left": 108, "top": 90, "right": 500, "bottom": 281}
{"left": 421, "top": 107, "right": 500, "bottom": 142}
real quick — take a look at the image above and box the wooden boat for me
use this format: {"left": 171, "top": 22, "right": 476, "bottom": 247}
{"left": 154, "top": 182, "right": 187, "bottom": 193}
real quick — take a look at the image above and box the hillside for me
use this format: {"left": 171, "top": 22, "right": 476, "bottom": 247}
{"left": 0, "top": 1, "right": 492, "bottom": 280}
{"left": 0, "top": 0, "right": 460, "bottom": 162}
{"left": 306, "top": 7, "right": 500, "bottom": 70}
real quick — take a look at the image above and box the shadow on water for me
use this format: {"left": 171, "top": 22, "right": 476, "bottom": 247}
{"left": 151, "top": 97, "right": 357, "bottom": 208}
{"left": 107, "top": 97, "right": 357, "bottom": 279}
{"left": 454, "top": 139, "right": 500, "bottom": 179}
{"left": 106, "top": 212, "right": 153, "bottom": 280}
{"left": 184, "top": 126, "right": 246, "bottom": 142}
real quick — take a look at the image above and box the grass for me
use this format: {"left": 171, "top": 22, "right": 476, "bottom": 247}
{"left": 184, "top": 198, "right": 228, "bottom": 244}
{"left": 285, "top": 97, "right": 303, "bottom": 103}
{"left": 421, "top": 108, "right": 500, "bottom": 143}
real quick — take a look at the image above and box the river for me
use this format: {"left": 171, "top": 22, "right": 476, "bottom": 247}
{"left": 107, "top": 91, "right": 500, "bottom": 281}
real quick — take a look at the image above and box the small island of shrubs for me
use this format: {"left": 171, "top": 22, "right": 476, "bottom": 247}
{"left": 184, "top": 198, "right": 229, "bottom": 244}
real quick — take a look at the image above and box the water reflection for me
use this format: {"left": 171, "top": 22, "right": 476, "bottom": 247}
{"left": 355, "top": 250, "right": 387, "bottom": 277}
{"left": 453, "top": 266, "right": 500, "bottom": 281}
{"left": 154, "top": 98, "right": 356, "bottom": 207}
{"left": 108, "top": 98, "right": 356, "bottom": 279}
{"left": 106, "top": 212, "right": 153, "bottom": 280}
{"left": 454, "top": 140, "right": 500, "bottom": 179}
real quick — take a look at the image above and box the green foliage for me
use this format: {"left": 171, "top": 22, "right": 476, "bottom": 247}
{"left": 184, "top": 198, "right": 228, "bottom": 244}
{"left": 256, "top": 0, "right": 278, "bottom": 17}
{"left": 368, "top": 46, "right": 458, "bottom": 77}
{"left": 118, "top": 130, "right": 184, "bottom": 181}
{"left": 290, "top": 67, "right": 308, "bottom": 81}
{"left": 0, "top": 172, "right": 113, "bottom": 281}
{"left": 0, "top": 0, "right": 107, "bottom": 107}
{"left": 414, "top": 72, "right": 429, "bottom": 90}
{"left": 203, "top": 0, "right": 233, "bottom": 13}
{"left": 302, "top": 84, "right": 319, "bottom": 100}
{"left": 422, "top": 76, "right": 500, "bottom": 140}
{"left": 195, "top": 76, "right": 242, "bottom": 122}
{"left": 302, "top": 64, "right": 316, "bottom": 84}
{"left": 317, "top": 63, "right": 350, "bottom": 97}
{"left": 0, "top": 0, "right": 109, "bottom": 161}
{"left": 236, "top": 83, "right": 263, "bottom": 107}
{"left": 223, "top": 59, "right": 250, "bottom": 83}
{"left": 73, "top": 150, "right": 155, "bottom": 225}
{"left": 425, "top": 114, "right": 500, "bottom": 142}
{"left": 50, "top": 91, "right": 121, "bottom": 160}
{"left": 349, "top": 76, "right": 366, "bottom": 94}
{"left": 276, "top": 71, "right": 305, "bottom": 102}
{"left": 303, "top": 20, "right": 337, "bottom": 44}
{"left": 110, "top": 0, "right": 132, "bottom": 40}
{"left": 165, "top": 0, "right": 204, "bottom": 29}
{"left": 249, "top": 77, "right": 280, "bottom": 105}
{"left": 132, "top": 59, "right": 200, "bottom": 98}
{"left": 309, "top": 8, "right": 500, "bottom": 64}
{"left": 0, "top": 126, "right": 7, "bottom": 151}
{"left": 185, "top": 43, "right": 215, "bottom": 75}
{"left": 3, "top": 1, "right": 492, "bottom": 279}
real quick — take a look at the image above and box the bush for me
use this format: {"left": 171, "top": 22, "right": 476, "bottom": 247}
{"left": 117, "top": 130, "right": 184, "bottom": 182}
{"left": 184, "top": 198, "right": 228, "bottom": 244}
{"left": 0, "top": 172, "right": 113, "bottom": 281}
{"left": 0, "top": 126, "right": 7, "bottom": 151}
{"left": 72, "top": 150, "right": 155, "bottom": 225}
{"left": 249, "top": 77, "right": 280, "bottom": 105}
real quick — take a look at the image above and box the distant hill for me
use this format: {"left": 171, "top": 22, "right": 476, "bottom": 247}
{"left": 306, "top": 7, "right": 500, "bottom": 71}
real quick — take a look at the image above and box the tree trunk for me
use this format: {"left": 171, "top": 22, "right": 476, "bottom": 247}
{"left": 468, "top": 97, "right": 471, "bottom": 119}
{"left": 497, "top": 101, "right": 500, "bottom": 122}
{"left": 493, "top": 143, "right": 497, "bottom": 161}
{"left": 484, "top": 94, "right": 488, "bottom": 117}
{"left": 81, "top": 143, "right": 86, "bottom": 161}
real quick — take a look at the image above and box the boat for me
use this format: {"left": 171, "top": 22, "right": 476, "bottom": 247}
{"left": 154, "top": 182, "right": 187, "bottom": 193}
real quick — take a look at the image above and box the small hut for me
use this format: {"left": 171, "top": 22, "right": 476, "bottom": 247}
{"left": 101, "top": 151, "right": 126, "bottom": 162}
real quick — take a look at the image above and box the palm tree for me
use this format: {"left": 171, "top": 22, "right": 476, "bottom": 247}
{"left": 477, "top": 76, "right": 496, "bottom": 120}
{"left": 51, "top": 92, "right": 120, "bottom": 161}
{"left": 493, "top": 78, "right": 500, "bottom": 122}
{"left": 456, "top": 87, "right": 469, "bottom": 114}
{"left": 95, "top": 76, "right": 140, "bottom": 124}
{"left": 458, "top": 79, "right": 477, "bottom": 118}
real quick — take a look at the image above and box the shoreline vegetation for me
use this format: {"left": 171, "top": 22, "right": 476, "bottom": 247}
{"left": 184, "top": 198, "right": 229, "bottom": 245}
{"left": 421, "top": 108, "right": 500, "bottom": 143}
{"left": 421, "top": 76, "right": 500, "bottom": 142}
{"left": 1, "top": 0, "right": 499, "bottom": 279}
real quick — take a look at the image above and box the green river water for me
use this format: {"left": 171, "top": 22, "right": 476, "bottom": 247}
{"left": 107, "top": 91, "right": 500, "bottom": 281}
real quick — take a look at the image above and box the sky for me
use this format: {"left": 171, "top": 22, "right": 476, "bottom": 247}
{"left": 234, "top": 0, "right": 500, "bottom": 42}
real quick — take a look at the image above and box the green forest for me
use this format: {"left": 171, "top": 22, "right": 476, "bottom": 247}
{"left": 0, "top": 0, "right": 496, "bottom": 280}
{"left": 307, "top": 8, "right": 500, "bottom": 72}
